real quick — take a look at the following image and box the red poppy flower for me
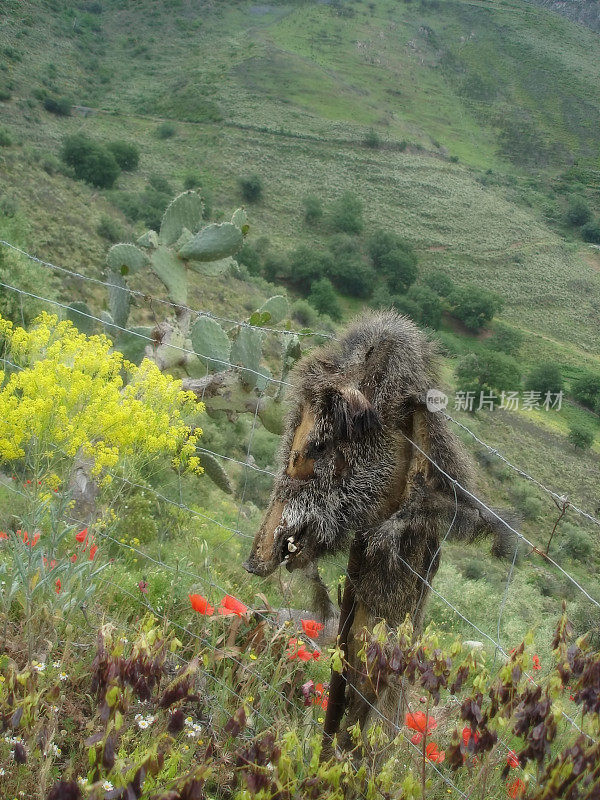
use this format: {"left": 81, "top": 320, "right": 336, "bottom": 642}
{"left": 189, "top": 594, "right": 214, "bottom": 616}
{"left": 313, "top": 683, "right": 328, "bottom": 709}
{"left": 425, "top": 742, "right": 445, "bottom": 763}
{"left": 88, "top": 545, "right": 98, "bottom": 561}
{"left": 405, "top": 711, "right": 437, "bottom": 735}
{"left": 55, "top": 579, "right": 61, "bottom": 594}
{"left": 70, "top": 553, "right": 77, "bottom": 563}
{"left": 301, "top": 619, "right": 324, "bottom": 638}
{"left": 507, "top": 750, "right": 519, "bottom": 769}
{"left": 286, "top": 638, "right": 313, "bottom": 661}
{"left": 43, "top": 557, "right": 57, "bottom": 570}
{"left": 508, "top": 778, "right": 526, "bottom": 798}
{"left": 217, "top": 595, "right": 248, "bottom": 616}
{"left": 0, "top": 532, "right": 7, "bottom": 540}
{"left": 532, "top": 655, "right": 541, "bottom": 671}
{"left": 138, "top": 580, "right": 149, "bottom": 594}
{"left": 75, "top": 528, "right": 88, "bottom": 544}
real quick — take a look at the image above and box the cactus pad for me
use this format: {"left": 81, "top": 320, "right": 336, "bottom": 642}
{"left": 190, "top": 316, "right": 232, "bottom": 373}
{"left": 108, "top": 273, "right": 131, "bottom": 329}
{"left": 150, "top": 246, "right": 188, "bottom": 305}
{"left": 258, "top": 295, "right": 289, "bottom": 325}
{"left": 137, "top": 230, "right": 159, "bottom": 249}
{"left": 116, "top": 326, "right": 152, "bottom": 365}
{"left": 231, "top": 207, "right": 248, "bottom": 233}
{"left": 178, "top": 222, "right": 243, "bottom": 262}
{"left": 198, "top": 450, "right": 233, "bottom": 494}
{"left": 230, "top": 326, "right": 263, "bottom": 388}
{"left": 106, "top": 243, "right": 148, "bottom": 275}
{"left": 159, "top": 191, "right": 204, "bottom": 247}
{"left": 66, "top": 301, "right": 95, "bottom": 336}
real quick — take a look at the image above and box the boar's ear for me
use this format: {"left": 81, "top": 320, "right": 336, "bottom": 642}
{"left": 324, "top": 385, "right": 380, "bottom": 439}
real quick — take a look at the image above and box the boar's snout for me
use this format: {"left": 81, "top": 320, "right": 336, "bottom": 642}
{"left": 244, "top": 498, "right": 287, "bottom": 578}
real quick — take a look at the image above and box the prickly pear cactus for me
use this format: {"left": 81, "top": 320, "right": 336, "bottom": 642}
{"left": 258, "top": 295, "right": 289, "bottom": 325}
{"left": 66, "top": 301, "right": 95, "bottom": 335}
{"left": 190, "top": 316, "right": 232, "bottom": 373}
{"left": 230, "top": 326, "right": 264, "bottom": 389}
{"left": 150, "top": 246, "right": 188, "bottom": 306}
{"left": 108, "top": 273, "right": 131, "bottom": 329}
{"left": 159, "top": 191, "right": 204, "bottom": 246}
{"left": 178, "top": 222, "right": 243, "bottom": 263}
{"left": 198, "top": 450, "right": 232, "bottom": 494}
{"left": 107, "top": 243, "right": 148, "bottom": 276}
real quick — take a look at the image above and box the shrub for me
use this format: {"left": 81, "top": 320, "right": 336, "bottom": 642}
{"left": 330, "top": 191, "right": 363, "bottom": 234}
{"left": 308, "top": 278, "right": 342, "bottom": 321}
{"left": 406, "top": 285, "right": 442, "bottom": 329}
{"left": 237, "top": 242, "right": 262, "bottom": 276}
{"left": 303, "top": 194, "right": 323, "bottom": 225}
{"left": 183, "top": 172, "right": 202, "bottom": 191}
{"left": 455, "top": 350, "right": 522, "bottom": 398}
{"left": 106, "top": 140, "right": 140, "bottom": 171}
{"left": 263, "top": 253, "right": 289, "bottom": 283}
{"left": 449, "top": 285, "right": 502, "bottom": 331}
{"left": 43, "top": 95, "right": 71, "bottom": 116}
{"left": 560, "top": 523, "right": 593, "bottom": 561}
{"left": 488, "top": 322, "right": 523, "bottom": 357}
{"left": 327, "top": 239, "right": 375, "bottom": 298}
{"left": 239, "top": 174, "right": 263, "bottom": 203}
{"left": 423, "top": 270, "right": 454, "bottom": 298}
{"left": 568, "top": 421, "right": 595, "bottom": 450}
{"left": 390, "top": 294, "right": 420, "bottom": 322}
{"left": 368, "top": 230, "right": 418, "bottom": 293}
{"left": 291, "top": 298, "right": 319, "bottom": 328}
{"left": 139, "top": 186, "right": 170, "bottom": 230}
{"left": 148, "top": 174, "right": 173, "bottom": 195}
{"left": 0, "top": 87, "right": 12, "bottom": 102}
{"left": 511, "top": 484, "right": 544, "bottom": 521}
{"left": 571, "top": 371, "right": 600, "bottom": 410}
{"left": 525, "top": 363, "right": 564, "bottom": 397}
{"left": 61, "top": 133, "right": 121, "bottom": 188}
{"left": 0, "top": 127, "right": 13, "bottom": 147}
{"left": 581, "top": 219, "right": 600, "bottom": 243}
{"left": 363, "top": 127, "right": 380, "bottom": 148}
{"left": 288, "top": 246, "right": 330, "bottom": 293}
{"left": 97, "top": 214, "right": 124, "bottom": 243}
{"left": 156, "top": 121, "right": 177, "bottom": 139}
{"left": 565, "top": 196, "right": 592, "bottom": 227}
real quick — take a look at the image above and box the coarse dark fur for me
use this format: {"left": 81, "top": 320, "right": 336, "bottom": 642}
{"left": 244, "top": 310, "right": 514, "bottom": 745}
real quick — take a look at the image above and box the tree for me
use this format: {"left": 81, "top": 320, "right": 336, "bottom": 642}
{"left": 568, "top": 421, "right": 594, "bottom": 450}
{"left": 449, "top": 285, "right": 502, "bottom": 331}
{"left": 455, "top": 351, "right": 522, "bottom": 398}
{"left": 289, "top": 246, "right": 329, "bottom": 293}
{"left": 303, "top": 195, "right": 323, "bottom": 225}
{"left": 488, "top": 323, "right": 523, "bottom": 357}
{"left": 308, "top": 278, "right": 342, "bottom": 321}
{"left": 368, "top": 231, "right": 418, "bottom": 294}
{"left": 61, "top": 134, "right": 121, "bottom": 188}
{"left": 364, "top": 128, "right": 380, "bottom": 148}
{"left": 582, "top": 220, "right": 600, "bottom": 244}
{"left": 423, "top": 270, "right": 454, "bottom": 298}
{"left": 330, "top": 192, "right": 363, "bottom": 234}
{"left": 326, "top": 236, "right": 374, "bottom": 298}
{"left": 525, "top": 363, "right": 564, "bottom": 397}
{"left": 566, "top": 196, "right": 592, "bottom": 227}
{"left": 406, "top": 285, "right": 442, "bottom": 329}
{"left": 43, "top": 95, "right": 71, "bottom": 116}
{"left": 107, "top": 140, "right": 140, "bottom": 171}
{"left": 239, "top": 174, "right": 263, "bottom": 203}
{"left": 571, "top": 371, "right": 600, "bottom": 411}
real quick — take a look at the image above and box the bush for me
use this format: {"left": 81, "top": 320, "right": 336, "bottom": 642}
{"left": 156, "top": 121, "right": 177, "bottom": 139}
{"left": 0, "top": 87, "right": 12, "bottom": 102}
{"left": 525, "top": 363, "right": 564, "bottom": 397}
{"left": 291, "top": 298, "right": 319, "bottom": 328}
{"left": 97, "top": 215, "right": 124, "bottom": 243}
{"left": 560, "top": 523, "right": 593, "bottom": 561}
{"left": 303, "top": 195, "right": 323, "bottom": 225}
{"left": 423, "top": 270, "right": 454, "bottom": 298}
{"left": 0, "top": 127, "right": 13, "bottom": 147}
{"left": 390, "top": 294, "right": 421, "bottom": 322}
{"left": 308, "top": 278, "right": 342, "bottom": 321}
{"left": 43, "top": 95, "right": 71, "bottom": 116}
{"left": 369, "top": 230, "right": 418, "bottom": 293}
{"left": 568, "top": 421, "right": 595, "bottom": 450}
{"left": 581, "top": 220, "right": 600, "bottom": 243}
{"left": 237, "top": 242, "right": 262, "bottom": 276}
{"left": 61, "top": 134, "right": 121, "bottom": 188}
{"left": 148, "top": 174, "right": 173, "bottom": 195}
{"left": 239, "top": 174, "right": 263, "bottom": 203}
{"left": 183, "top": 172, "right": 202, "bottom": 191}
{"left": 455, "top": 350, "right": 522, "bottom": 398}
{"left": 406, "top": 285, "right": 442, "bottom": 329}
{"left": 565, "top": 196, "right": 592, "bottom": 227}
{"left": 571, "top": 371, "right": 600, "bottom": 410}
{"left": 488, "top": 323, "right": 523, "bottom": 357}
{"left": 263, "top": 253, "right": 289, "bottom": 283}
{"left": 330, "top": 191, "right": 363, "bottom": 234}
{"left": 106, "top": 140, "right": 140, "bottom": 171}
{"left": 327, "top": 239, "right": 375, "bottom": 298}
{"left": 449, "top": 285, "right": 502, "bottom": 331}
{"left": 288, "top": 246, "right": 330, "bottom": 293}
{"left": 364, "top": 128, "right": 380, "bottom": 148}
{"left": 511, "top": 484, "right": 544, "bottom": 521}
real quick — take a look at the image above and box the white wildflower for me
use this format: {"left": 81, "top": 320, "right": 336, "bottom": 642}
{"left": 102, "top": 781, "right": 114, "bottom": 791}
{"left": 59, "top": 672, "right": 68, "bottom": 681}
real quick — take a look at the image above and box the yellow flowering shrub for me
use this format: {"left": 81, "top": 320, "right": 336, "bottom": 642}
{"left": 0, "top": 313, "right": 203, "bottom": 479}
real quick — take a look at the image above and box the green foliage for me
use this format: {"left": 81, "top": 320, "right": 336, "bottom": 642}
{"left": 368, "top": 230, "right": 418, "bottom": 294}
{"left": 291, "top": 298, "right": 319, "bottom": 327}
{"left": 66, "top": 301, "right": 95, "bottom": 335}
{"left": 106, "top": 140, "right": 140, "bottom": 171}
{"left": 230, "top": 326, "right": 263, "bottom": 388}
{"left": 0, "top": 244, "right": 56, "bottom": 325}
{"left": 156, "top": 121, "right": 177, "bottom": 139}
{"left": 571, "top": 371, "right": 600, "bottom": 411}
{"left": 190, "top": 316, "right": 231, "bottom": 373}
{"left": 487, "top": 322, "right": 523, "bottom": 357}
{"left": 568, "top": 421, "right": 595, "bottom": 450}
{"left": 525, "top": 363, "right": 564, "bottom": 396}
{"left": 510, "top": 483, "right": 544, "bottom": 521}
{"left": 61, "top": 133, "right": 121, "bottom": 189}
{"left": 183, "top": 172, "right": 202, "bottom": 191}
{"left": 303, "top": 194, "right": 323, "bottom": 225}
{"left": 237, "top": 242, "right": 262, "bottom": 275}
{"left": 308, "top": 278, "right": 342, "bottom": 321}
{"left": 239, "top": 174, "right": 263, "bottom": 203}
{"left": 423, "top": 270, "right": 454, "bottom": 298}
{"left": 449, "top": 285, "right": 503, "bottom": 331}
{"left": 455, "top": 350, "right": 522, "bottom": 396}
{"left": 582, "top": 219, "right": 600, "bottom": 243}
{"left": 363, "top": 127, "right": 381, "bottom": 148}
{"left": 326, "top": 237, "right": 375, "bottom": 298}
{"left": 258, "top": 295, "right": 289, "bottom": 325}
{"left": 178, "top": 222, "right": 243, "bottom": 262}
{"left": 566, "top": 196, "right": 592, "bottom": 227}
{"left": 0, "top": 127, "right": 13, "bottom": 147}
{"left": 288, "top": 245, "right": 329, "bottom": 293}
{"left": 560, "top": 523, "right": 593, "bottom": 561}
{"left": 406, "top": 285, "right": 442, "bottom": 329}
{"left": 43, "top": 94, "right": 71, "bottom": 116}
{"left": 97, "top": 215, "right": 125, "bottom": 243}
{"left": 330, "top": 191, "right": 363, "bottom": 234}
